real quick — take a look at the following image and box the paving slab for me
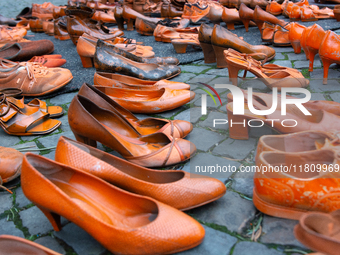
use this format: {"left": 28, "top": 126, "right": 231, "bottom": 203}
{"left": 233, "top": 241, "right": 285, "bottom": 255}
{"left": 205, "top": 68, "right": 229, "bottom": 76}
{"left": 309, "top": 79, "right": 340, "bottom": 92}
{"left": 188, "top": 74, "right": 217, "bottom": 84}
{"left": 212, "top": 138, "right": 256, "bottom": 160}
{"left": 0, "top": 218, "right": 25, "bottom": 238}
{"left": 199, "top": 111, "right": 228, "bottom": 130}
{"left": 177, "top": 107, "right": 201, "bottom": 123}
{"left": 14, "top": 187, "right": 32, "bottom": 208}
{"left": 175, "top": 225, "right": 237, "bottom": 255}
{"left": 187, "top": 128, "right": 225, "bottom": 152}
{"left": 287, "top": 53, "right": 307, "bottom": 61}
{"left": 274, "top": 61, "right": 292, "bottom": 69}
{"left": 35, "top": 236, "right": 66, "bottom": 254}
{"left": 190, "top": 191, "right": 256, "bottom": 233}
{"left": 49, "top": 92, "right": 78, "bottom": 105}
{"left": 20, "top": 206, "right": 55, "bottom": 236}
{"left": 0, "top": 192, "right": 13, "bottom": 215}
{"left": 171, "top": 72, "right": 197, "bottom": 83}
{"left": 294, "top": 60, "right": 321, "bottom": 69}
{"left": 180, "top": 65, "right": 212, "bottom": 74}
{"left": 232, "top": 171, "right": 255, "bottom": 198}
{"left": 53, "top": 224, "right": 106, "bottom": 255}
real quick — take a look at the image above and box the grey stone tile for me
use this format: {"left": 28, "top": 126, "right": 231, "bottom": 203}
{"left": 53, "top": 224, "right": 106, "bottom": 255}
{"left": 261, "top": 216, "right": 305, "bottom": 248}
{"left": 134, "top": 113, "right": 150, "bottom": 120}
{"left": 156, "top": 106, "right": 189, "bottom": 119}
{"left": 34, "top": 236, "right": 66, "bottom": 254}
{"left": 274, "top": 53, "right": 285, "bottom": 60}
{"left": 60, "top": 131, "right": 76, "bottom": 141}
{"left": 58, "top": 114, "right": 71, "bottom": 133}
{"left": 193, "top": 60, "right": 217, "bottom": 66}
{"left": 180, "top": 65, "right": 211, "bottom": 74}
{"left": 310, "top": 68, "right": 340, "bottom": 79}
{"left": 205, "top": 68, "right": 229, "bottom": 76}
{"left": 187, "top": 128, "right": 225, "bottom": 152}
{"left": 0, "top": 218, "right": 24, "bottom": 238}
{"left": 309, "top": 79, "right": 340, "bottom": 92}
{"left": 171, "top": 73, "right": 197, "bottom": 83}
{"left": 20, "top": 206, "right": 54, "bottom": 235}
{"left": 272, "top": 47, "right": 294, "bottom": 53}
{"left": 287, "top": 53, "right": 308, "bottom": 61}
{"left": 39, "top": 133, "right": 63, "bottom": 149}
{"left": 175, "top": 226, "right": 237, "bottom": 255}
{"left": 0, "top": 192, "right": 13, "bottom": 214}
{"left": 190, "top": 191, "right": 256, "bottom": 233}
{"left": 208, "top": 77, "right": 236, "bottom": 94}
{"left": 273, "top": 60, "right": 292, "bottom": 68}
{"left": 212, "top": 138, "right": 256, "bottom": 160}
{"left": 43, "top": 151, "right": 55, "bottom": 160}
{"left": 294, "top": 60, "right": 321, "bottom": 69}
{"left": 239, "top": 70, "right": 256, "bottom": 78}
{"left": 310, "top": 93, "right": 326, "bottom": 101}
{"left": 0, "top": 130, "right": 21, "bottom": 147}
{"left": 249, "top": 125, "right": 277, "bottom": 138}
{"left": 175, "top": 108, "right": 201, "bottom": 123}
{"left": 232, "top": 171, "right": 254, "bottom": 198}
{"left": 199, "top": 111, "right": 228, "bottom": 131}
{"left": 240, "top": 79, "right": 271, "bottom": 91}
{"left": 188, "top": 74, "right": 217, "bottom": 84}
{"left": 330, "top": 92, "right": 340, "bottom": 102}
{"left": 49, "top": 92, "right": 78, "bottom": 105}
{"left": 188, "top": 153, "right": 240, "bottom": 180}
{"left": 14, "top": 187, "right": 32, "bottom": 208}
{"left": 194, "top": 96, "right": 227, "bottom": 109}
{"left": 233, "top": 241, "right": 284, "bottom": 255}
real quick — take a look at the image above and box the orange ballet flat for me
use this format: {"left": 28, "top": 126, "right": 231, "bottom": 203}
{"left": 21, "top": 153, "right": 205, "bottom": 255}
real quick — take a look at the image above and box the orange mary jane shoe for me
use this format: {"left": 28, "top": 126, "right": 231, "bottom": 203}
{"left": 21, "top": 153, "right": 205, "bottom": 255}
{"left": 55, "top": 136, "right": 226, "bottom": 210}
{"left": 254, "top": 149, "right": 340, "bottom": 220}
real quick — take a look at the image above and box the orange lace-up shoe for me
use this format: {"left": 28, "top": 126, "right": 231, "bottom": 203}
{"left": 21, "top": 153, "right": 205, "bottom": 255}
{"left": 55, "top": 136, "right": 226, "bottom": 210}
{"left": 254, "top": 149, "right": 340, "bottom": 220}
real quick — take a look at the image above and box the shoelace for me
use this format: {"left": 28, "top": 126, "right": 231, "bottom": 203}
{"left": 20, "top": 62, "right": 49, "bottom": 82}
{"left": 157, "top": 19, "right": 180, "bottom": 28}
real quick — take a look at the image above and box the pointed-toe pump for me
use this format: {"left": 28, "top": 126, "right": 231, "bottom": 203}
{"left": 253, "top": 5, "right": 288, "bottom": 35}
{"left": 68, "top": 95, "right": 196, "bottom": 167}
{"left": 300, "top": 25, "right": 312, "bottom": 60}
{"left": 198, "top": 23, "right": 216, "bottom": 64}
{"left": 304, "top": 24, "right": 326, "bottom": 72}
{"left": 288, "top": 22, "right": 306, "bottom": 54}
{"left": 78, "top": 83, "right": 193, "bottom": 138}
{"left": 319, "top": 30, "right": 340, "bottom": 85}
{"left": 211, "top": 24, "right": 276, "bottom": 68}
{"left": 55, "top": 136, "right": 226, "bottom": 210}
{"left": 21, "top": 153, "right": 205, "bottom": 255}
{"left": 239, "top": 3, "right": 254, "bottom": 32}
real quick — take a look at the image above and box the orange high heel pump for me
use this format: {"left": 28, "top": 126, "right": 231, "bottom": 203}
{"left": 304, "top": 24, "right": 325, "bottom": 72}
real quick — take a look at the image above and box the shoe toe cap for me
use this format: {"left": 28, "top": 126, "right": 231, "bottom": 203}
{"left": 175, "top": 138, "right": 197, "bottom": 161}
{"left": 173, "top": 120, "right": 193, "bottom": 138}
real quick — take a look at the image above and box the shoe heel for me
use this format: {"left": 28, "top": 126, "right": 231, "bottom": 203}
{"left": 74, "top": 133, "right": 97, "bottom": 148}
{"left": 172, "top": 43, "right": 188, "bottom": 54}
{"left": 291, "top": 40, "right": 301, "bottom": 54}
{"left": 320, "top": 56, "right": 333, "bottom": 85}
{"left": 125, "top": 18, "right": 134, "bottom": 31}
{"left": 306, "top": 47, "right": 318, "bottom": 72}
{"left": 227, "top": 64, "right": 241, "bottom": 85}
{"left": 116, "top": 16, "right": 125, "bottom": 30}
{"left": 200, "top": 42, "right": 216, "bottom": 64}
{"left": 212, "top": 45, "right": 228, "bottom": 68}
{"left": 242, "top": 19, "right": 250, "bottom": 32}
{"left": 226, "top": 22, "right": 235, "bottom": 30}
{"left": 227, "top": 107, "right": 249, "bottom": 140}
{"left": 254, "top": 20, "right": 264, "bottom": 34}
{"left": 80, "top": 56, "right": 93, "bottom": 68}
{"left": 36, "top": 206, "right": 62, "bottom": 231}
{"left": 69, "top": 35, "right": 79, "bottom": 46}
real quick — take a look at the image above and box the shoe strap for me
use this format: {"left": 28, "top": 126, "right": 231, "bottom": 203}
{"left": 161, "top": 135, "right": 175, "bottom": 167}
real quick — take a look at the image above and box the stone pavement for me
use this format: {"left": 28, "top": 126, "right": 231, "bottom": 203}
{"left": 2, "top": 1, "right": 340, "bottom": 255}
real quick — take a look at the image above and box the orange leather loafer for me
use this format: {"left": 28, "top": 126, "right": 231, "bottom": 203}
{"left": 56, "top": 136, "right": 226, "bottom": 210}
{"left": 254, "top": 150, "right": 340, "bottom": 220}
{"left": 79, "top": 83, "right": 192, "bottom": 138}
{"left": 0, "top": 235, "right": 61, "bottom": 255}
{"left": 68, "top": 95, "right": 196, "bottom": 167}
{"left": 21, "top": 153, "right": 205, "bottom": 255}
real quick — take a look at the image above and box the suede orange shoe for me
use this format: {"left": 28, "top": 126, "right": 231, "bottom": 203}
{"left": 55, "top": 136, "right": 226, "bottom": 210}
{"left": 254, "top": 149, "right": 340, "bottom": 220}
{"left": 0, "top": 235, "right": 61, "bottom": 255}
{"left": 21, "top": 153, "right": 205, "bottom": 255}
{"left": 288, "top": 22, "right": 306, "bottom": 54}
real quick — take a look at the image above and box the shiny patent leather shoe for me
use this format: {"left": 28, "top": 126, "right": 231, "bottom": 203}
{"left": 78, "top": 83, "right": 193, "bottom": 138}
{"left": 21, "top": 153, "right": 205, "bottom": 254}
{"left": 56, "top": 136, "right": 226, "bottom": 210}
{"left": 68, "top": 95, "right": 196, "bottom": 167}
{"left": 94, "top": 40, "right": 181, "bottom": 81}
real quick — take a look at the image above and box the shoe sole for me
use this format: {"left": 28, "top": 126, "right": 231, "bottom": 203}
{"left": 180, "top": 191, "right": 226, "bottom": 211}
{"left": 253, "top": 188, "right": 309, "bottom": 220}
{"left": 24, "top": 76, "right": 73, "bottom": 97}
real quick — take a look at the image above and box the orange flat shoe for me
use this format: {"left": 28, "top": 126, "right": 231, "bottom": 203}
{"left": 288, "top": 22, "right": 306, "bottom": 54}
{"left": 79, "top": 83, "right": 193, "bottom": 138}
{"left": 254, "top": 149, "right": 340, "bottom": 220}
{"left": 0, "top": 235, "right": 62, "bottom": 255}
{"left": 21, "top": 153, "right": 205, "bottom": 255}
{"left": 93, "top": 72, "right": 190, "bottom": 90}
{"left": 56, "top": 136, "right": 226, "bottom": 210}
{"left": 94, "top": 86, "right": 195, "bottom": 114}
{"left": 319, "top": 31, "right": 340, "bottom": 85}
{"left": 68, "top": 95, "right": 196, "bottom": 167}
{"left": 294, "top": 210, "right": 340, "bottom": 255}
